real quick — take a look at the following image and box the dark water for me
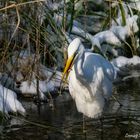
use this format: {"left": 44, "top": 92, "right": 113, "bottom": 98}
{"left": 0, "top": 76, "right": 140, "bottom": 140}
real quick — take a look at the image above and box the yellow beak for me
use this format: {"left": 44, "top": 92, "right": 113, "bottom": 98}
{"left": 62, "top": 55, "right": 75, "bottom": 82}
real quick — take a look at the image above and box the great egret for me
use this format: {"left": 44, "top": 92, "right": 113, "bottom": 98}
{"left": 62, "top": 38, "right": 116, "bottom": 118}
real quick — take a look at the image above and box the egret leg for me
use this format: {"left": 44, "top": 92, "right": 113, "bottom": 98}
{"left": 112, "top": 95, "right": 123, "bottom": 106}
{"left": 82, "top": 115, "right": 87, "bottom": 140}
{"left": 83, "top": 115, "right": 87, "bottom": 133}
{"left": 100, "top": 117, "right": 103, "bottom": 140}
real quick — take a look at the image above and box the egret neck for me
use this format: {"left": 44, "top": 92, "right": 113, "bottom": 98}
{"left": 74, "top": 45, "right": 86, "bottom": 82}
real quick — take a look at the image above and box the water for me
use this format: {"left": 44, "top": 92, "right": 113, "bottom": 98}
{"left": 0, "top": 76, "right": 140, "bottom": 140}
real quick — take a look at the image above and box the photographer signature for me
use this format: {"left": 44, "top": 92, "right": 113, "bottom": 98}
{"left": 125, "top": 132, "right": 140, "bottom": 139}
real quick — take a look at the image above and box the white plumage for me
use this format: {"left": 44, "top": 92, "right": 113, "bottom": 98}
{"left": 62, "top": 38, "right": 116, "bottom": 118}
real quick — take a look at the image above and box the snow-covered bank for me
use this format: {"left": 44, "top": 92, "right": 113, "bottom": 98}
{"left": 0, "top": 84, "right": 25, "bottom": 116}
{"left": 16, "top": 68, "right": 62, "bottom": 100}
{"left": 111, "top": 55, "right": 140, "bottom": 68}
{"left": 111, "top": 55, "right": 140, "bottom": 83}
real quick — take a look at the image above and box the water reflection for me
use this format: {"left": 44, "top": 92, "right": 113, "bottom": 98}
{"left": 0, "top": 76, "right": 140, "bottom": 140}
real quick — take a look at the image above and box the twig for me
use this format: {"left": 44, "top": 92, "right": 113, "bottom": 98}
{"left": 0, "top": 0, "right": 45, "bottom": 11}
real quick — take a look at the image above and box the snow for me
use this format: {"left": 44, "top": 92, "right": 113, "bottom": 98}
{"left": 111, "top": 55, "right": 140, "bottom": 68}
{"left": 18, "top": 79, "right": 59, "bottom": 100}
{"left": 0, "top": 84, "right": 25, "bottom": 116}
{"left": 16, "top": 67, "right": 62, "bottom": 99}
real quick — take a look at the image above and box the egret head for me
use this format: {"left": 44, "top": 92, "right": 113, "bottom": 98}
{"left": 62, "top": 38, "right": 81, "bottom": 82}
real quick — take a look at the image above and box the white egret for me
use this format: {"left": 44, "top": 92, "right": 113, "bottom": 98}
{"left": 62, "top": 38, "right": 116, "bottom": 118}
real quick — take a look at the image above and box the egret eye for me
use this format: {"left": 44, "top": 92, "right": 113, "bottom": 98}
{"left": 75, "top": 50, "right": 78, "bottom": 56}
